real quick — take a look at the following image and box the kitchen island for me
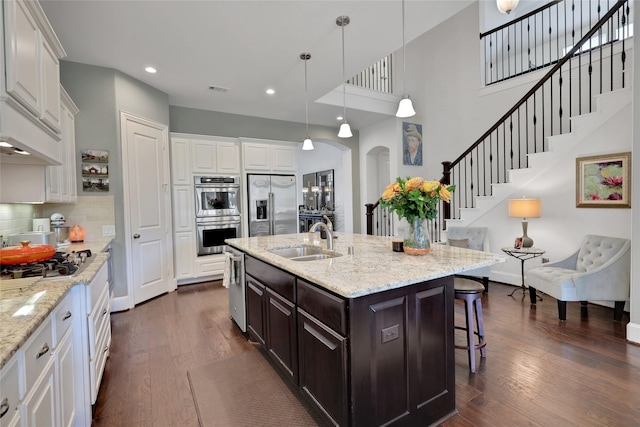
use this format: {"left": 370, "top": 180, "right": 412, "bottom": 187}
{"left": 226, "top": 233, "right": 505, "bottom": 427}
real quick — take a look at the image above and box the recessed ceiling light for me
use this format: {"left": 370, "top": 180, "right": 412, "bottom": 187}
{"left": 0, "top": 141, "right": 13, "bottom": 148}
{"left": 145, "top": 66, "right": 157, "bottom": 74}
{"left": 14, "top": 148, "right": 30, "bottom": 155}
{"left": 336, "top": 116, "right": 344, "bottom": 121}
{"left": 266, "top": 88, "right": 275, "bottom": 95}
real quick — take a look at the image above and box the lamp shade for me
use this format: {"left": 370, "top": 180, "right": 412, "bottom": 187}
{"left": 302, "top": 137, "right": 314, "bottom": 150}
{"left": 338, "top": 122, "right": 353, "bottom": 138}
{"left": 396, "top": 96, "right": 416, "bottom": 118}
{"left": 508, "top": 198, "right": 541, "bottom": 218}
{"left": 497, "top": 0, "right": 519, "bottom": 14}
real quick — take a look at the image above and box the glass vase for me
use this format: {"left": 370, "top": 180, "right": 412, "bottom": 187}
{"left": 403, "top": 218, "right": 431, "bottom": 255}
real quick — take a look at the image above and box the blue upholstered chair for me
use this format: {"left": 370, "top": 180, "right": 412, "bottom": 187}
{"left": 446, "top": 227, "right": 491, "bottom": 293}
{"left": 527, "top": 235, "right": 631, "bottom": 321}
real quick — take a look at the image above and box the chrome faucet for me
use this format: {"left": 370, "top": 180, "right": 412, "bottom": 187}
{"left": 309, "top": 215, "right": 334, "bottom": 250}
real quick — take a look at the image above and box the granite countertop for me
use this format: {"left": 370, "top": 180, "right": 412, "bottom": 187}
{"left": 0, "top": 239, "right": 113, "bottom": 369}
{"left": 227, "top": 233, "right": 506, "bottom": 299}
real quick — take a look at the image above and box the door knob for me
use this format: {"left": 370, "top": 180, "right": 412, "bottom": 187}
{"left": 133, "top": 233, "right": 140, "bottom": 239}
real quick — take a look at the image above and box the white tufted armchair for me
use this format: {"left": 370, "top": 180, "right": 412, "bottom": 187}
{"left": 527, "top": 235, "right": 631, "bottom": 321}
{"left": 446, "top": 227, "right": 491, "bottom": 293}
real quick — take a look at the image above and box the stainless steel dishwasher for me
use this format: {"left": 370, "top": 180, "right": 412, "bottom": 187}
{"left": 225, "top": 246, "right": 246, "bottom": 332}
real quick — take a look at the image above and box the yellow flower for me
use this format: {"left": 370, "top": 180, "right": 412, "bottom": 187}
{"left": 381, "top": 183, "right": 401, "bottom": 201}
{"left": 439, "top": 187, "right": 452, "bottom": 202}
{"left": 420, "top": 180, "right": 439, "bottom": 193}
{"left": 381, "top": 186, "right": 395, "bottom": 201}
{"left": 405, "top": 177, "right": 424, "bottom": 192}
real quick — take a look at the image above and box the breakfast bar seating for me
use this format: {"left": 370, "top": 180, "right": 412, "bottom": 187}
{"left": 454, "top": 277, "right": 487, "bottom": 373}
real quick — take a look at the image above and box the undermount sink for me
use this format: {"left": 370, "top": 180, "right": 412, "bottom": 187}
{"left": 267, "top": 245, "right": 342, "bottom": 261}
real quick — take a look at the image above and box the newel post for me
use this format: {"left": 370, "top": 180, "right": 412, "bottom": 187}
{"left": 441, "top": 161, "right": 452, "bottom": 223}
{"left": 365, "top": 203, "right": 375, "bottom": 235}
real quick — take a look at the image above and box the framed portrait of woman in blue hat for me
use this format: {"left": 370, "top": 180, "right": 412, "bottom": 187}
{"left": 402, "top": 122, "right": 422, "bottom": 166}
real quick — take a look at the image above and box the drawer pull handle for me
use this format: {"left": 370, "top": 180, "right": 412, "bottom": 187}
{"left": 103, "top": 345, "right": 109, "bottom": 353}
{"left": 102, "top": 308, "right": 108, "bottom": 316}
{"left": 36, "top": 343, "right": 50, "bottom": 359}
{"left": 0, "top": 398, "right": 9, "bottom": 419}
{"left": 63, "top": 311, "right": 72, "bottom": 320}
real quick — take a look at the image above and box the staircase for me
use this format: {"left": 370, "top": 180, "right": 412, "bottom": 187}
{"left": 445, "top": 87, "right": 631, "bottom": 230}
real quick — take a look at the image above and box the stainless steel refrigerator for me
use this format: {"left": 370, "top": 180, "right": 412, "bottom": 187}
{"left": 247, "top": 174, "right": 297, "bottom": 236}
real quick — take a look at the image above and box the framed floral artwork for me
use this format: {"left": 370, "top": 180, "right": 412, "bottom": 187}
{"left": 576, "top": 152, "right": 631, "bottom": 208}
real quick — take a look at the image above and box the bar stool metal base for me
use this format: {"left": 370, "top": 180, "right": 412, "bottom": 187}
{"left": 454, "top": 278, "right": 487, "bottom": 373}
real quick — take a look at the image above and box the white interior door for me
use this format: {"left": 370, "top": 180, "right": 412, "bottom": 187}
{"left": 121, "top": 111, "right": 174, "bottom": 305}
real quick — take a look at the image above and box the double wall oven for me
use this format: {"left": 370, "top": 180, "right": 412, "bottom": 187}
{"left": 195, "top": 176, "right": 241, "bottom": 255}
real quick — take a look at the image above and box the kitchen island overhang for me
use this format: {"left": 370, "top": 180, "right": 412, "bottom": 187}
{"left": 226, "top": 233, "right": 505, "bottom": 427}
{"left": 226, "top": 233, "right": 505, "bottom": 299}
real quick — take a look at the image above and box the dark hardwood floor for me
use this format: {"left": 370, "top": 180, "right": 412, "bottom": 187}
{"left": 92, "top": 281, "right": 640, "bottom": 427}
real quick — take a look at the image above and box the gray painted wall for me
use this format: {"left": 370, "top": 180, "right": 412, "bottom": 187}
{"left": 60, "top": 61, "right": 170, "bottom": 299}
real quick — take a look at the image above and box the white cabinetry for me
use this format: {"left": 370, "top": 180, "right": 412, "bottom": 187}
{"left": 190, "top": 137, "right": 241, "bottom": 175}
{"left": 17, "top": 314, "right": 57, "bottom": 427}
{"left": 241, "top": 139, "right": 297, "bottom": 173}
{"left": 170, "top": 133, "right": 241, "bottom": 285}
{"left": 85, "top": 261, "right": 111, "bottom": 404}
{"left": 1, "top": 0, "right": 66, "bottom": 163}
{"left": 170, "top": 138, "right": 192, "bottom": 186}
{"left": 0, "top": 357, "right": 21, "bottom": 427}
{"left": 45, "top": 87, "right": 78, "bottom": 203}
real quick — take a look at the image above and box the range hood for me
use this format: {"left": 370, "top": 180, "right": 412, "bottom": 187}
{"left": 1, "top": 97, "right": 63, "bottom": 166}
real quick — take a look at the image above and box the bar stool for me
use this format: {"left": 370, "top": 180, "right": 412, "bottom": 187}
{"left": 454, "top": 278, "right": 487, "bottom": 373}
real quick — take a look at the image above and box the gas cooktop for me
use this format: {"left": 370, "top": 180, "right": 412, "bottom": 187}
{"left": 0, "top": 249, "right": 92, "bottom": 280}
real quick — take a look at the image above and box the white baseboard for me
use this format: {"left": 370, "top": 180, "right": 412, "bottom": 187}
{"left": 627, "top": 322, "right": 640, "bottom": 344}
{"left": 110, "top": 294, "right": 132, "bottom": 313}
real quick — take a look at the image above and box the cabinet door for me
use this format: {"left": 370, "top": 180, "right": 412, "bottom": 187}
{"left": 271, "top": 146, "right": 296, "bottom": 172}
{"left": 216, "top": 142, "right": 240, "bottom": 174}
{"left": 40, "top": 37, "right": 61, "bottom": 132}
{"left": 4, "top": 0, "right": 41, "bottom": 116}
{"left": 170, "top": 138, "right": 191, "bottom": 185}
{"left": 266, "top": 288, "right": 297, "bottom": 382}
{"left": 243, "top": 143, "right": 271, "bottom": 171}
{"left": 195, "top": 254, "right": 224, "bottom": 277}
{"left": 21, "top": 358, "right": 56, "bottom": 427}
{"left": 173, "top": 231, "right": 195, "bottom": 280}
{"left": 172, "top": 186, "right": 194, "bottom": 232}
{"left": 191, "top": 140, "right": 217, "bottom": 173}
{"left": 65, "top": 108, "right": 77, "bottom": 202}
{"left": 298, "top": 309, "right": 348, "bottom": 427}
{"left": 56, "top": 330, "right": 76, "bottom": 427}
{"left": 246, "top": 276, "right": 266, "bottom": 346}
{"left": 0, "top": 357, "right": 21, "bottom": 426}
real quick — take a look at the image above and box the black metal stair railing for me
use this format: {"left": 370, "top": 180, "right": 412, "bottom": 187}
{"left": 481, "top": 0, "right": 632, "bottom": 85}
{"left": 439, "top": 0, "right": 630, "bottom": 223}
{"left": 365, "top": 0, "right": 630, "bottom": 239}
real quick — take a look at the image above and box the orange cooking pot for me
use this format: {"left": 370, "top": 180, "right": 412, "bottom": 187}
{"left": 0, "top": 241, "right": 56, "bottom": 265}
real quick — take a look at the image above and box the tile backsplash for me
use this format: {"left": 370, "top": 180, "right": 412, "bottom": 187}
{"left": 0, "top": 204, "right": 44, "bottom": 244}
{"left": 42, "top": 195, "right": 115, "bottom": 242}
{"left": 0, "top": 196, "right": 115, "bottom": 245}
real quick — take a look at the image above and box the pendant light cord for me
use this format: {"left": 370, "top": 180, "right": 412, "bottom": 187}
{"left": 341, "top": 21, "right": 347, "bottom": 121}
{"left": 402, "top": 0, "right": 407, "bottom": 95}
{"left": 304, "top": 55, "right": 309, "bottom": 137}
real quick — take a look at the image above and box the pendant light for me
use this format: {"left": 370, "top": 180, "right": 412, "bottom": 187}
{"left": 396, "top": 0, "right": 416, "bottom": 118}
{"left": 336, "top": 15, "right": 353, "bottom": 138}
{"left": 496, "top": 0, "right": 519, "bottom": 14}
{"left": 300, "top": 52, "right": 314, "bottom": 151}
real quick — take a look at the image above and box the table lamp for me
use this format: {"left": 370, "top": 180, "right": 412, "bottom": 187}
{"left": 508, "top": 198, "right": 541, "bottom": 248}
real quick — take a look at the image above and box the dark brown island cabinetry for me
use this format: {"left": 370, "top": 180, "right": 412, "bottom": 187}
{"left": 244, "top": 254, "right": 455, "bottom": 427}
{"left": 245, "top": 256, "right": 298, "bottom": 382}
